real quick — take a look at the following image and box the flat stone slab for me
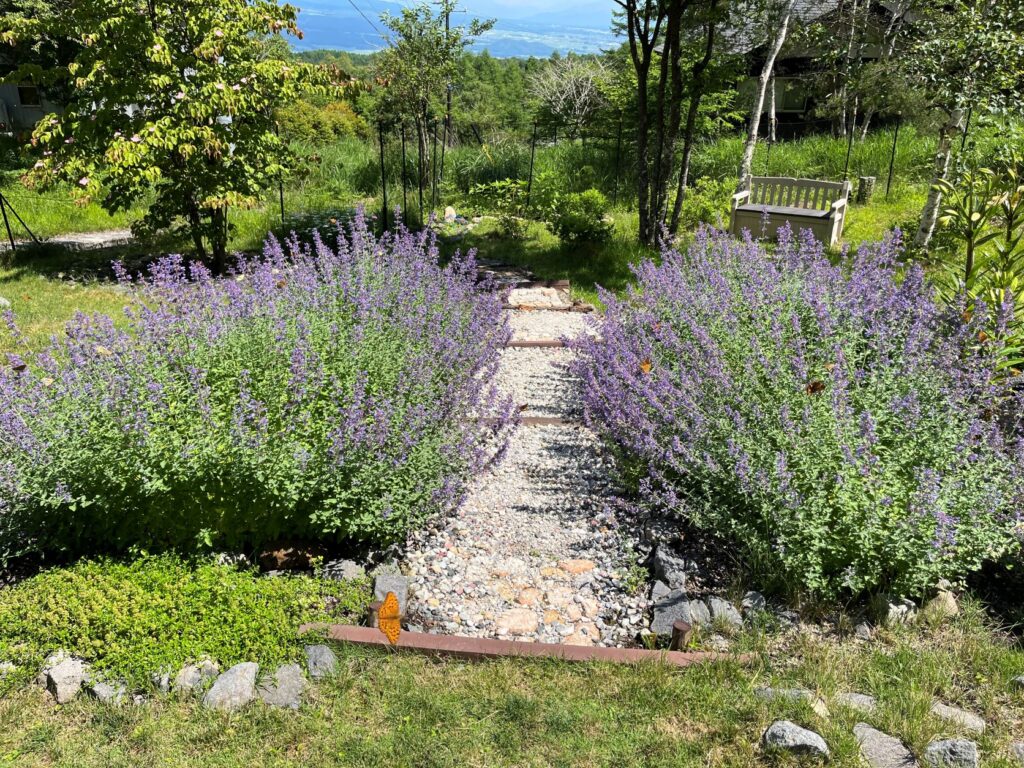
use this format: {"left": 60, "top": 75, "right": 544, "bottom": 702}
{"left": 930, "top": 702, "right": 985, "bottom": 733}
{"left": 506, "top": 286, "right": 573, "bottom": 310}
{"left": 837, "top": 691, "right": 879, "bottom": 714}
{"left": 374, "top": 573, "right": 410, "bottom": 617}
{"left": 87, "top": 680, "right": 127, "bottom": 704}
{"left": 203, "top": 662, "right": 258, "bottom": 711}
{"left": 762, "top": 720, "right": 830, "bottom": 759}
{"left": 924, "top": 739, "right": 978, "bottom": 768}
{"left": 708, "top": 597, "right": 743, "bottom": 629}
{"left": 755, "top": 686, "right": 830, "bottom": 718}
{"left": 258, "top": 664, "right": 307, "bottom": 710}
{"left": 45, "top": 657, "right": 87, "bottom": 704}
{"left": 305, "top": 644, "right": 338, "bottom": 680}
{"left": 855, "top": 723, "right": 918, "bottom": 767}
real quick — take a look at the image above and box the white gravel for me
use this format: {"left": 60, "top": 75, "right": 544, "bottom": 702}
{"left": 507, "top": 309, "right": 597, "bottom": 341}
{"left": 404, "top": 308, "right": 649, "bottom": 646}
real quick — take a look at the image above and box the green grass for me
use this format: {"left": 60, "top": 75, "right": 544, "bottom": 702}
{"left": 0, "top": 555, "right": 371, "bottom": 691}
{"left": 0, "top": 600, "right": 1021, "bottom": 767}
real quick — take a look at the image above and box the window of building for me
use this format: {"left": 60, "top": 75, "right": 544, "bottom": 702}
{"left": 17, "top": 86, "right": 41, "bottom": 107}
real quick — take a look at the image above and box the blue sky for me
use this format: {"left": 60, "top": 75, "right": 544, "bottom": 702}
{"left": 294, "top": 0, "right": 619, "bottom": 57}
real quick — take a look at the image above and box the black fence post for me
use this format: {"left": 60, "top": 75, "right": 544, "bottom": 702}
{"left": 401, "top": 123, "right": 408, "bottom": 216}
{"left": 0, "top": 194, "right": 16, "bottom": 253}
{"left": 960, "top": 106, "right": 973, "bottom": 153}
{"left": 526, "top": 122, "right": 538, "bottom": 209}
{"left": 886, "top": 113, "right": 901, "bottom": 200}
{"left": 378, "top": 121, "right": 388, "bottom": 233}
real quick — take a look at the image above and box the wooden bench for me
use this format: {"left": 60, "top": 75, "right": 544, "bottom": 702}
{"left": 730, "top": 176, "right": 851, "bottom": 246}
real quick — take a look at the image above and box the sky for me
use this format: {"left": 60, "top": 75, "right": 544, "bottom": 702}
{"left": 293, "top": 0, "right": 620, "bottom": 57}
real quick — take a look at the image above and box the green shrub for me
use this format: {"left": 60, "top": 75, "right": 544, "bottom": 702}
{"left": 0, "top": 555, "right": 371, "bottom": 690}
{"left": 673, "top": 177, "right": 733, "bottom": 231}
{"left": 469, "top": 178, "right": 530, "bottom": 239}
{"left": 277, "top": 100, "right": 368, "bottom": 145}
{"left": 547, "top": 189, "right": 613, "bottom": 243}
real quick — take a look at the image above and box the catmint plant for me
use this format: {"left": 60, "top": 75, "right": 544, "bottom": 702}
{"left": 0, "top": 211, "right": 515, "bottom": 563}
{"left": 573, "top": 225, "right": 1024, "bottom": 598}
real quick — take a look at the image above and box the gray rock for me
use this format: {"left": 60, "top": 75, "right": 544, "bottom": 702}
{"left": 922, "top": 590, "right": 959, "bottom": 622}
{"left": 854, "top": 723, "right": 918, "bottom": 767}
{"left": 258, "top": 664, "right": 307, "bottom": 710}
{"left": 1010, "top": 742, "right": 1024, "bottom": 764}
{"left": 151, "top": 669, "right": 171, "bottom": 694}
{"left": 686, "top": 599, "right": 711, "bottom": 626}
{"left": 836, "top": 692, "right": 878, "bottom": 715}
{"left": 778, "top": 609, "right": 800, "bottom": 626}
{"left": 741, "top": 591, "right": 766, "bottom": 613}
{"left": 374, "top": 573, "right": 409, "bottom": 617}
{"left": 202, "top": 662, "right": 258, "bottom": 711}
{"left": 930, "top": 702, "right": 985, "bottom": 733}
{"left": 855, "top": 622, "right": 874, "bottom": 641}
{"left": 0, "top": 661, "right": 15, "bottom": 681}
{"left": 321, "top": 558, "right": 365, "bottom": 582}
{"left": 305, "top": 644, "right": 338, "bottom": 680}
{"left": 87, "top": 680, "right": 127, "bottom": 704}
{"left": 761, "top": 720, "right": 830, "bottom": 759}
{"left": 174, "top": 660, "right": 220, "bottom": 693}
{"left": 0, "top": 297, "right": 10, "bottom": 310}
{"left": 649, "top": 580, "right": 671, "bottom": 603}
{"left": 650, "top": 545, "right": 689, "bottom": 590}
{"left": 1012, "top": 675, "right": 1024, "bottom": 691}
{"left": 755, "top": 686, "right": 830, "bottom": 718}
{"left": 45, "top": 657, "right": 87, "bottom": 704}
{"left": 923, "top": 739, "right": 978, "bottom": 768}
{"left": 708, "top": 597, "right": 743, "bottom": 629}
{"left": 875, "top": 596, "right": 918, "bottom": 626}
{"left": 650, "top": 589, "right": 690, "bottom": 637}
{"left": 443, "top": 206, "right": 457, "bottom": 223}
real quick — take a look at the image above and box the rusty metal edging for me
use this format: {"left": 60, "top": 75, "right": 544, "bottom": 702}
{"left": 505, "top": 339, "right": 568, "bottom": 348}
{"left": 300, "top": 624, "right": 741, "bottom": 668}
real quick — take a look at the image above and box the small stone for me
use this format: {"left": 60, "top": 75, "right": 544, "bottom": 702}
{"left": 686, "top": 599, "right": 711, "bottom": 626}
{"left": 708, "top": 597, "right": 743, "bottom": 629}
{"left": 444, "top": 206, "right": 457, "bottom": 222}
{"left": 374, "top": 573, "right": 409, "bottom": 617}
{"left": 922, "top": 590, "right": 959, "bottom": 622}
{"left": 650, "top": 589, "right": 690, "bottom": 637}
{"left": 855, "top": 622, "right": 874, "bottom": 641}
{"left": 545, "top": 586, "right": 574, "bottom": 607}
{"left": 1010, "top": 742, "right": 1024, "bottom": 764}
{"left": 564, "top": 622, "right": 599, "bottom": 646}
{"left": 578, "top": 597, "right": 601, "bottom": 617}
{"left": 516, "top": 588, "right": 542, "bottom": 606}
{"left": 876, "top": 596, "right": 918, "bottom": 626}
{"left": 305, "top": 644, "right": 338, "bottom": 680}
{"left": 930, "top": 702, "right": 985, "bottom": 733}
{"left": 174, "top": 660, "right": 220, "bottom": 693}
{"left": 203, "top": 662, "right": 258, "bottom": 711}
{"left": 558, "top": 559, "right": 595, "bottom": 575}
{"left": 762, "top": 720, "right": 830, "bottom": 759}
{"left": 1010, "top": 674, "right": 1024, "bottom": 691}
{"left": 854, "top": 723, "right": 918, "bottom": 768}
{"left": 151, "top": 669, "right": 171, "bottom": 694}
{"left": 0, "top": 297, "right": 10, "bottom": 309}
{"left": 755, "top": 686, "right": 830, "bottom": 718}
{"left": 258, "top": 664, "right": 307, "bottom": 710}
{"left": 0, "top": 661, "right": 15, "bottom": 681}
{"left": 741, "top": 591, "right": 766, "bottom": 613}
{"left": 46, "top": 657, "right": 87, "bottom": 704}
{"left": 496, "top": 609, "right": 538, "bottom": 635}
{"left": 543, "top": 610, "right": 561, "bottom": 624}
{"left": 539, "top": 567, "right": 566, "bottom": 579}
{"left": 924, "top": 739, "right": 978, "bottom": 768}
{"left": 566, "top": 605, "right": 583, "bottom": 622}
{"left": 320, "top": 558, "right": 365, "bottom": 582}
{"left": 650, "top": 545, "right": 689, "bottom": 590}
{"left": 87, "top": 680, "right": 127, "bottom": 704}
{"left": 650, "top": 580, "right": 671, "bottom": 603}
{"left": 836, "top": 692, "right": 878, "bottom": 714}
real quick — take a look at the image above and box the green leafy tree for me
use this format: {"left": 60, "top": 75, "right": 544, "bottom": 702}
{"left": 2, "top": 0, "right": 332, "bottom": 271}
{"left": 373, "top": 0, "right": 493, "bottom": 205}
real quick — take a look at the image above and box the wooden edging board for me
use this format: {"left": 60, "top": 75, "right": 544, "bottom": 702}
{"left": 300, "top": 624, "right": 742, "bottom": 668}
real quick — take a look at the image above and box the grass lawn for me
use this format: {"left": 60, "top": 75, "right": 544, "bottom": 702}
{"left": 1, "top": 602, "right": 1022, "bottom": 767}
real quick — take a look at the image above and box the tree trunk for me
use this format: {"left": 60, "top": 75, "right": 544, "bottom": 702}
{"left": 913, "top": 107, "right": 965, "bottom": 250}
{"left": 210, "top": 207, "right": 228, "bottom": 275}
{"left": 186, "top": 198, "right": 208, "bottom": 263}
{"left": 737, "top": 0, "right": 797, "bottom": 188}
{"left": 768, "top": 72, "right": 777, "bottom": 143}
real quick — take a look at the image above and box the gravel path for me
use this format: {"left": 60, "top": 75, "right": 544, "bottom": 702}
{"left": 405, "top": 306, "right": 649, "bottom": 646}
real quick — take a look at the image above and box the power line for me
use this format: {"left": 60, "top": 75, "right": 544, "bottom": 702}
{"left": 345, "top": 0, "right": 384, "bottom": 37}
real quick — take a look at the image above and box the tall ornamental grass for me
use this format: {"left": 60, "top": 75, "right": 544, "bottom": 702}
{"left": 0, "top": 212, "right": 515, "bottom": 563}
{"left": 574, "top": 227, "right": 1024, "bottom": 598}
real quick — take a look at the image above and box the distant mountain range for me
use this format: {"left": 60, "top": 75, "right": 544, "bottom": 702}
{"left": 294, "top": 0, "right": 619, "bottom": 57}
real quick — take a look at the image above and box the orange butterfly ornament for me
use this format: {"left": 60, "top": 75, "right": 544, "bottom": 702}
{"left": 377, "top": 591, "right": 402, "bottom": 645}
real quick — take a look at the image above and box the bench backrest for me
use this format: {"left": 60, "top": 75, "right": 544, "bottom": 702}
{"left": 745, "top": 176, "right": 850, "bottom": 211}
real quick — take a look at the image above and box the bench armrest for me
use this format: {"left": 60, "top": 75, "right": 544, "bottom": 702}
{"left": 732, "top": 190, "right": 750, "bottom": 207}
{"left": 831, "top": 197, "right": 847, "bottom": 211}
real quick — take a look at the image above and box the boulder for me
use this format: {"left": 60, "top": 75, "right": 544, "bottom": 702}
{"left": 203, "top": 662, "right": 258, "bottom": 711}
{"left": 305, "top": 644, "right": 338, "bottom": 680}
{"left": 855, "top": 622, "right": 874, "bottom": 641}
{"left": 930, "top": 702, "right": 985, "bottom": 734}
{"left": 761, "top": 720, "right": 830, "bottom": 759}
{"left": 922, "top": 590, "right": 959, "bottom": 622}
{"left": 649, "top": 545, "right": 689, "bottom": 590}
{"left": 258, "top": 664, "right": 307, "bottom": 710}
{"left": 87, "top": 680, "right": 127, "bottom": 704}
{"left": 755, "top": 686, "right": 829, "bottom": 718}
{"left": 1010, "top": 742, "right": 1024, "bottom": 764}
{"left": 923, "top": 739, "right": 978, "bottom": 768}
{"left": 374, "top": 573, "right": 410, "bottom": 617}
{"left": 1012, "top": 675, "right": 1024, "bottom": 691}
{"left": 174, "top": 660, "right": 220, "bottom": 693}
{"left": 45, "top": 657, "right": 87, "bottom": 704}
{"left": 874, "top": 596, "right": 918, "bottom": 626}
{"left": 649, "top": 580, "right": 671, "bottom": 603}
{"left": 836, "top": 692, "right": 878, "bottom": 715}
{"left": 708, "top": 597, "right": 743, "bottom": 630}
{"left": 0, "top": 297, "right": 10, "bottom": 309}
{"left": 443, "top": 206, "right": 457, "bottom": 223}
{"left": 320, "top": 558, "right": 365, "bottom": 582}
{"left": 650, "top": 592, "right": 710, "bottom": 636}
{"left": 854, "top": 723, "right": 918, "bottom": 767}
{"left": 741, "top": 591, "right": 767, "bottom": 613}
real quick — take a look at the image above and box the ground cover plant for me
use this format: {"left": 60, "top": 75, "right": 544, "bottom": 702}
{"left": 574, "top": 226, "right": 1024, "bottom": 598}
{"left": 0, "top": 554, "right": 370, "bottom": 691}
{"left": 0, "top": 212, "right": 515, "bottom": 563}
